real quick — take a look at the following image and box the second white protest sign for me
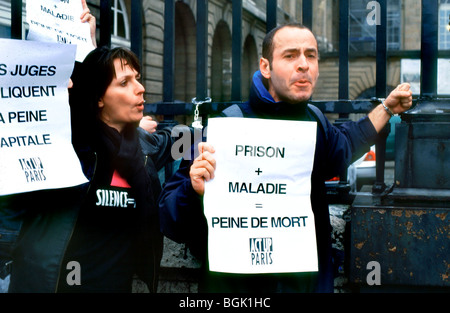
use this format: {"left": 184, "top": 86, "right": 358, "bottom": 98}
{"left": 204, "top": 117, "right": 319, "bottom": 274}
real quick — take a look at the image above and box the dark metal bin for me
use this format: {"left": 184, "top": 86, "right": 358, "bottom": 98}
{"left": 349, "top": 0, "right": 449, "bottom": 292}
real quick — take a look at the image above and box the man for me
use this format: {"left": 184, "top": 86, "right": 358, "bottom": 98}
{"left": 158, "top": 23, "right": 412, "bottom": 292}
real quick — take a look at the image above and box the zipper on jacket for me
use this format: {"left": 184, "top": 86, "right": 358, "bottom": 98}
{"left": 84, "top": 151, "right": 98, "bottom": 196}
{"left": 54, "top": 151, "right": 98, "bottom": 292}
{"left": 143, "top": 153, "right": 159, "bottom": 292}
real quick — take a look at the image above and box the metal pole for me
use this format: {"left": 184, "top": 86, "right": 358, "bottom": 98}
{"left": 375, "top": 0, "right": 387, "bottom": 99}
{"left": 337, "top": 0, "right": 350, "bottom": 184}
{"left": 163, "top": 0, "right": 175, "bottom": 104}
{"left": 302, "top": 0, "right": 312, "bottom": 30}
{"left": 131, "top": 0, "right": 143, "bottom": 65}
{"left": 196, "top": 0, "right": 208, "bottom": 101}
{"left": 420, "top": 0, "right": 438, "bottom": 99}
{"left": 231, "top": 0, "right": 242, "bottom": 101}
{"left": 266, "top": 0, "right": 277, "bottom": 33}
{"left": 162, "top": 0, "right": 176, "bottom": 181}
{"left": 338, "top": 0, "right": 349, "bottom": 101}
{"left": 373, "top": 0, "right": 388, "bottom": 194}
{"left": 11, "top": 0, "right": 22, "bottom": 39}
{"left": 100, "top": 0, "right": 112, "bottom": 47}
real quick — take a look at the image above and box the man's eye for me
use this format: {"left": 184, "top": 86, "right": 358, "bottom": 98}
{"left": 120, "top": 80, "right": 127, "bottom": 86}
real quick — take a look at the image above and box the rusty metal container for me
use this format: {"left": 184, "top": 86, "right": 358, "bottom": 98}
{"left": 350, "top": 187, "right": 449, "bottom": 291}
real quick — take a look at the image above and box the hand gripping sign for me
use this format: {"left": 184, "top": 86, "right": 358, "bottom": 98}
{"left": 0, "top": 39, "right": 88, "bottom": 196}
{"left": 203, "top": 117, "right": 319, "bottom": 274}
{"left": 26, "top": 0, "right": 95, "bottom": 62}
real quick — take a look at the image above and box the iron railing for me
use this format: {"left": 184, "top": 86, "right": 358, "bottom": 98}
{"left": 8, "top": 0, "right": 449, "bottom": 198}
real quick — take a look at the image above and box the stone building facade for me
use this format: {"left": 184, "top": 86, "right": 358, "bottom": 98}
{"left": 2, "top": 0, "right": 446, "bottom": 104}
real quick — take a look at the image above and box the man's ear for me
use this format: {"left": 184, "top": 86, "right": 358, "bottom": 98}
{"left": 98, "top": 98, "right": 104, "bottom": 109}
{"left": 259, "top": 57, "right": 271, "bottom": 79}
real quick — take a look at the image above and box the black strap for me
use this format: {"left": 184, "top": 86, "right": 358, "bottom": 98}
{"left": 307, "top": 104, "right": 329, "bottom": 141}
{"left": 222, "top": 103, "right": 329, "bottom": 141}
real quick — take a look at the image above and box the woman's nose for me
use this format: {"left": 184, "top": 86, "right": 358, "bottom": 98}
{"left": 136, "top": 80, "right": 145, "bottom": 94}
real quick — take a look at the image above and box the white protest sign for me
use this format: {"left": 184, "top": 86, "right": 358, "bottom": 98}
{"left": 203, "top": 117, "right": 319, "bottom": 274}
{"left": 26, "top": 0, "right": 95, "bottom": 62}
{"left": 0, "top": 39, "right": 88, "bottom": 196}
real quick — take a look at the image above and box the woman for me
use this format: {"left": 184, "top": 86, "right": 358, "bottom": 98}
{"left": 7, "top": 46, "right": 174, "bottom": 292}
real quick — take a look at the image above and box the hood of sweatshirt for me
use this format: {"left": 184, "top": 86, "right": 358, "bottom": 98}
{"left": 248, "top": 70, "right": 309, "bottom": 120}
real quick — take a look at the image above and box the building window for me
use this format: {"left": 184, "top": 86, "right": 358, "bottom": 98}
{"left": 0, "top": 24, "right": 9, "bottom": 38}
{"left": 0, "top": 0, "right": 27, "bottom": 39}
{"left": 349, "top": 0, "right": 376, "bottom": 51}
{"left": 0, "top": 0, "right": 10, "bottom": 38}
{"left": 439, "top": 2, "right": 450, "bottom": 50}
{"left": 349, "top": 0, "right": 401, "bottom": 52}
{"left": 387, "top": 0, "right": 401, "bottom": 50}
{"left": 111, "top": 0, "right": 130, "bottom": 48}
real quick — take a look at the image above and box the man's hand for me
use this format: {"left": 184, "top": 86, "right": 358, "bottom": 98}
{"left": 385, "top": 83, "right": 413, "bottom": 115}
{"left": 190, "top": 142, "right": 216, "bottom": 196}
{"left": 369, "top": 83, "right": 413, "bottom": 133}
{"left": 139, "top": 115, "right": 158, "bottom": 133}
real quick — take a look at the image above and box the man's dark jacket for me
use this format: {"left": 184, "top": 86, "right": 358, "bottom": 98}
{"left": 158, "top": 71, "right": 378, "bottom": 293}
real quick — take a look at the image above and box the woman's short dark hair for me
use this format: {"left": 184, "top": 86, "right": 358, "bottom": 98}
{"left": 70, "top": 46, "right": 141, "bottom": 143}
{"left": 77, "top": 46, "right": 141, "bottom": 105}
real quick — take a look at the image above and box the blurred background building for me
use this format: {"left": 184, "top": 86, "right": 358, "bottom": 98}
{"left": 1, "top": 0, "right": 449, "bottom": 120}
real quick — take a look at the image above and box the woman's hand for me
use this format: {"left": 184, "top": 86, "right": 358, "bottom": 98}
{"left": 81, "top": 0, "right": 97, "bottom": 47}
{"left": 139, "top": 115, "right": 158, "bottom": 133}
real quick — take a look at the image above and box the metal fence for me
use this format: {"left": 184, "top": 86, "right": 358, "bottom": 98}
{"left": 8, "top": 0, "right": 449, "bottom": 197}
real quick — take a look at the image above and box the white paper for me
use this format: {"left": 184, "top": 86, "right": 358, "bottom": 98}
{"left": 0, "top": 39, "right": 88, "bottom": 196}
{"left": 203, "top": 117, "right": 319, "bottom": 274}
{"left": 26, "top": 0, "right": 95, "bottom": 62}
